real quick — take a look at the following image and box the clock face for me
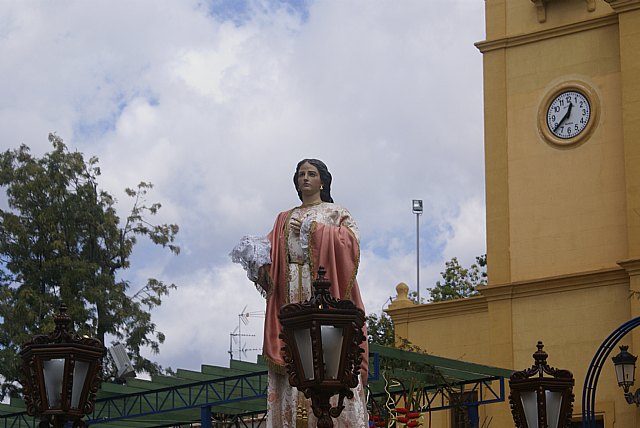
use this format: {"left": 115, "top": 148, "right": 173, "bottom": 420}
{"left": 546, "top": 90, "right": 591, "bottom": 139}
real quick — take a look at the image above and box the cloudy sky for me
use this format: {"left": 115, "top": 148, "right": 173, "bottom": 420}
{"left": 0, "top": 1, "right": 486, "bottom": 372}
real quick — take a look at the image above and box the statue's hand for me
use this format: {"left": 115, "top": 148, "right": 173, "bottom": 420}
{"left": 256, "top": 264, "right": 271, "bottom": 290}
{"left": 290, "top": 217, "right": 302, "bottom": 234}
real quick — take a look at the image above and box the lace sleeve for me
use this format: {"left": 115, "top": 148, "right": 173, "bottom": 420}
{"left": 229, "top": 235, "right": 271, "bottom": 283}
{"left": 299, "top": 216, "right": 315, "bottom": 254}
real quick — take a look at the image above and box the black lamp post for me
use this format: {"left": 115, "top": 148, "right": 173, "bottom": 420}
{"left": 20, "top": 304, "right": 105, "bottom": 428}
{"left": 611, "top": 345, "right": 640, "bottom": 405}
{"left": 279, "top": 267, "right": 366, "bottom": 428}
{"left": 509, "top": 341, "right": 575, "bottom": 428}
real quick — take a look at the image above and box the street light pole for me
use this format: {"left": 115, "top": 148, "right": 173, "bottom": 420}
{"left": 416, "top": 211, "right": 420, "bottom": 302}
{"left": 412, "top": 200, "right": 423, "bottom": 303}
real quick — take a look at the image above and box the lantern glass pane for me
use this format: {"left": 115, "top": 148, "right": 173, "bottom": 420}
{"left": 71, "top": 361, "right": 90, "bottom": 409}
{"left": 546, "top": 390, "right": 562, "bottom": 428}
{"left": 321, "top": 326, "right": 343, "bottom": 379}
{"left": 521, "top": 391, "right": 538, "bottom": 428}
{"left": 43, "top": 358, "right": 65, "bottom": 408}
{"left": 293, "top": 328, "right": 314, "bottom": 381}
{"left": 615, "top": 362, "right": 634, "bottom": 387}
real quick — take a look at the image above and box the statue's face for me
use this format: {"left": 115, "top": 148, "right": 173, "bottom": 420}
{"left": 296, "top": 162, "right": 322, "bottom": 198}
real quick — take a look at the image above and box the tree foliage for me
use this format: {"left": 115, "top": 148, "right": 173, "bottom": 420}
{"left": 429, "top": 254, "right": 487, "bottom": 302}
{"left": 366, "top": 312, "right": 395, "bottom": 347}
{"left": 0, "top": 134, "right": 179, "bottom": 398}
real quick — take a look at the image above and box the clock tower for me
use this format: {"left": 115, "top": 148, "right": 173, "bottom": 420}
{"left": 477, "top": 0, "right": 640, "bottom": 424}
{"left": 477, "top": 0, "right": 640, "bottom": 301}
{"left": 387, "top": 0, "right": 640, "bottom": 426}
{"left": 477, "top": 0, "right": 640, "bottom": 425}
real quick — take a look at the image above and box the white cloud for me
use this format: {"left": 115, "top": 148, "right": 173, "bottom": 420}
{"left": 0, "top": 0, "right": 487, "bottom": 369}
{"left": 146, "top": 264, "right": 266, "bottom": 370}
{"left": 441, "top": 196, "right": 487, "bottom": 266}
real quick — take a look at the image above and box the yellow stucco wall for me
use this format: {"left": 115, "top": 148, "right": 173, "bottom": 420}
{"left": 618, "top": 8, "right": 640, "bottom": 259}
{"left": 506, "top": 24, "right": 625, "bottom": 282}
{"left": 387, "top": 0, "right": 640, "bottom": 426}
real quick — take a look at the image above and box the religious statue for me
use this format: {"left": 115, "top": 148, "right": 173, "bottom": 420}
{"left": 231, "top": 159, "right": 368, "bottom": 427}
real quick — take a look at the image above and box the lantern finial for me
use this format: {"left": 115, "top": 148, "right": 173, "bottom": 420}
{"left": 54, "top": 303, "right": 71, "bottom": 333}
{"left": 533, "top": 341, "right": 548, "bottom": 376}
{"left": 313, "top": 266, "right": 331, "bottom": 299}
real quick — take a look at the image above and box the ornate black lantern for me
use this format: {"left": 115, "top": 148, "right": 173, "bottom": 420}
{"left": 20, "top": 304, "right": 106, "bottom": 428}
{"left": 279, "top": 267, "right": 366, "bottom": 428}
{"left": 611, "top": 345, "right": 640, "bottom": 405}
{"left": 509, "top": 341, "right": 575, "bottom": 428}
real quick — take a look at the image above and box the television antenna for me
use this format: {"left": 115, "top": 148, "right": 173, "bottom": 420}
{"left": 228, "top": 305, "right": 264, "bottom": 361}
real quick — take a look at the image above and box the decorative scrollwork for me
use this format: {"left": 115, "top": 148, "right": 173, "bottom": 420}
{"left": 510, "top": 341, "right": 573, "bottom": 380}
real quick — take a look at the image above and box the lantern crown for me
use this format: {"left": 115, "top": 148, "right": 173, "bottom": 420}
{"left": 511, "top": 341, "right": 573, "bottom": 381}
{"left": 611, "top": 345, "right": 637, "bottom": 366}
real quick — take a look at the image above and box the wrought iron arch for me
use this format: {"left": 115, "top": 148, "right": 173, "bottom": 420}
{"left": 582, "top": 316, "right": 640, "bottom": 427}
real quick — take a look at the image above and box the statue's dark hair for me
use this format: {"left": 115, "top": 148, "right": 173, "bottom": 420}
{"left": 293, "top": 159, "right": 334, "bottom": 203}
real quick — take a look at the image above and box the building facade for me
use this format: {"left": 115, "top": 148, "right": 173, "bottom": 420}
{"left": 387, "top": 0, "right": 640, "bottom": 426}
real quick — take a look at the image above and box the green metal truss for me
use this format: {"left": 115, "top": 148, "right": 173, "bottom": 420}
{"left": 0, "top": 345, "right": 513, "bottom": 427}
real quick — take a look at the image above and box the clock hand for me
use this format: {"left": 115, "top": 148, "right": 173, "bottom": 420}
{"left": 553, "top": 102, "right": 573, "bottom": 132}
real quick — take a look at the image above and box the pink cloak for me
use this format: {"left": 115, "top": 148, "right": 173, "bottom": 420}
{"left": 260, "top": 209, "right": 368, "bottom": 382}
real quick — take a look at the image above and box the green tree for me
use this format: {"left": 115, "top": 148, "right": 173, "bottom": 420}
{"left": 366, "top": 312, "right": 395, "bottom": 346}
{"left": 0, "top": 134, "right": 179, "bottom": 399}
{"left": 429, "top": 254, "right": 487, "bottom": 302}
